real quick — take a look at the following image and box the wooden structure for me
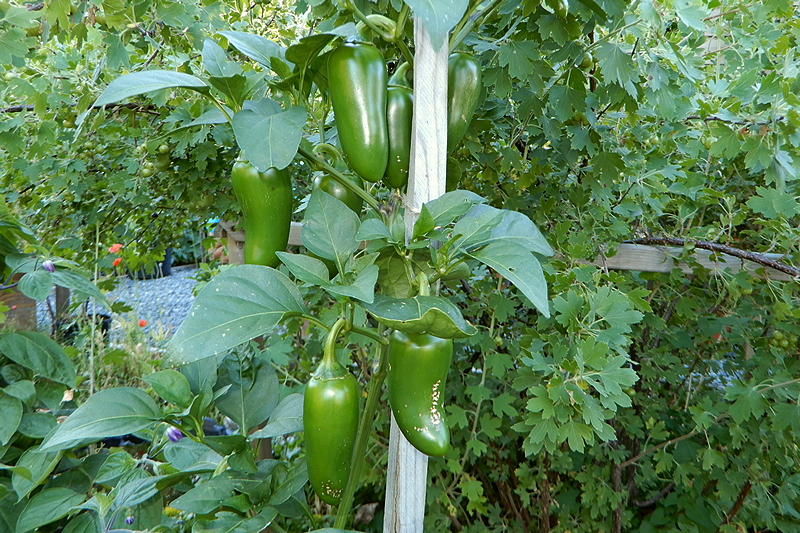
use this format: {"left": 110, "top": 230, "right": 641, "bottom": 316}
{"left": 1, "top": 274, "right": 36, "bottom": 329}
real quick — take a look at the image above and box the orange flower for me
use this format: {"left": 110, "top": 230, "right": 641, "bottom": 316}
{"left": 108, "top": 243, "right": 123, "bottom": 253}
{"left": 138, "top": 319, "right": 148, "bottom": 327}
{"left": 113, "top": 257, "right": 122, "bottom": 267}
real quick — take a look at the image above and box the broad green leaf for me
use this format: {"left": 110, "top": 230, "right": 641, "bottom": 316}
{"left": 142, "top": 370, "right": 193, "bottom": 408}
{"left": 267, "top": 460, "right": 308, "bottom": 506}
{"left": 596, "top": 42, "right": 638, "bottom": 97}
{"left": 110, "top": 475, "right": 163, "bottom": 511}
{"left": 232, "top": 104, "right": 306, "bottom": 171}
{"left": 356, "top": 218, "right": 393, "bottom": 241}
{"left": 285, "top": 34, "right": 334, "bottom": 71}
{"left": 451, "top": 204, "right": 506, "bottom": 253}
{"left": 17, "top": 270, "right": 52, "bottom": 301}
{"left": 249, "top": 393, "right": 303, "bottom": 440}
{"left": 95, "top": 451, "right": 138, "bottom": 484}
{"left": 470, "top": 242, "right": 549, "bottom": 317}
{"left": 325, "top": 264, "right": 379, "bottom": 304}
{"left": 17, "top": 412, "right": 57, "bottom": 439}
{"left": 202, "top": 38, "right": 243, "bottom": 78}
{"left": 215, "top": 359, "right": 280, "bottom": 433}
{"left": 93, "top": 70, "right": 208, "bottom": 107}
{"left": 39, "top": 388, "right": 161, "bottom": 452}
{"left": 171, "top": 475, "right": 236, "bottom": 514}
{"left": 194, "top": 509, "right": 278, "bottom": 533}
{"left": 276, "top": 252, "right": 330, "bottom": 285}
{"left": 16, "top": 488, "right": 84, "bottom": 533}
{"left": 0, "top": 331, "right": 76, "bottom": 386}
{"left": 467, "top": 205, "right": 554, "bottom": 256}
{"left": 209, "top": 75, "right": 248, "bottom": 108}
{"left": 12, "top": 449, "right": 63, "bottom": 501}
{"left": 61, "top": 513, "right": 100, "bottom": 533}
{"left": 423, "top": 190, "right": 485, "bottom": 227}
{"left": 362, "top": 295, "right": 477, "bottom": 338}
{"left": 51, "top": 269, "right": 111, "bottom": 308}
{"left": 403, "top": 0, "right": 468, "bottom": 50}
{"left": 412, "top": 204, "right": 436, "bottom": 240}
{"left": 218, "top": 31, "right": 287, "bottom": 68}
{"left": 167, "top": 266, "right": 306, "bottom": 365}
{"left": 303, "top": 189, "right": 360, "bottom": 269}
{"left": 0, "top": 28, "right": 30, "bottom": 64}
{"left": 0, "top": 393, "right": 22, "bottom": 445}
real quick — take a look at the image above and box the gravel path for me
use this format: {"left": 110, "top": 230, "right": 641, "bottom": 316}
{"left": 36, "top": 265, "right": 200, "bottom": 341}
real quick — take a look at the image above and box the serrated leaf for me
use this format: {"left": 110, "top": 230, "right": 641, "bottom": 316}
{"left": 403, "top": 0, "right": 469, "bottom": 50}
{"left": 302, "top": 189, "right": 360, "bottom": 270}
{"left": 362, "top": 295, "right": 477, "bottom": 338}
{"left": 276, "top": 252, "right": 330, "bottom": 285}
{"left": 167, "top": 266, "right": 307, "bottom": 365}
{"left": 232, "top": 104, "right": 306, "bottom": 171}
{"left": 746, "top": 186, "right": 799, "bottom": 219}
{"left": 470, "top": 242, "right": 549, "bottom": 317}
{"left": 94, "top": 70, "right": 208, "bottom": 107}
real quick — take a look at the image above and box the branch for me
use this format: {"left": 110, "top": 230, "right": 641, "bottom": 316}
{"left": 630, "top": 236, "right": 800, "bottom": 279}
{"left": 632, "top": 482, "right": 676, "bottom": 507}
{"left": 0, "top": 102, "right": 160, "bottom": 115}
{"left": 684, "top": 114, "right": 780, "bottom": 127}
{"left": 720, "top": 481, "right": 751, "bottom": 528}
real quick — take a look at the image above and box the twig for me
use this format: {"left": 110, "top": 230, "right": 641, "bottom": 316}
{"left": 630, "top": 236, "right": 800, "bottom": 279}
{"left": 720, "top": 481, "right": 751, "bottom": 528}
{"left": 632, "top": 481, "right": 676, "bottom": 507}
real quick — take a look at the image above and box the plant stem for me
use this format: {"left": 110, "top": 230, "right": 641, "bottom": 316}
{"left": 349, "top": 324, "right": 389, "bottom": 345}
{"left": 334, "top": 327, "right": 389, "bottom": 529}
{"left": 297, "top": 144, "right": 383, "bottom": 215}
{"left": 324, "top": 317, "right": 349, "bottom": 364}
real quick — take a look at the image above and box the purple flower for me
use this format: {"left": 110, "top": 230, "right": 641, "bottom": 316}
{"left": 42, "top": 260, "right": 55, "bottom": 273}
{"left": 166, "top": 426, "right": 183, "bottom": 443}
{"left": 125, "top": 515, "right": 135, "bottom": 525}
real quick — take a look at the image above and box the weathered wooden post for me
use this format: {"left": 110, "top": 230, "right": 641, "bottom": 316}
{"left": 383, "top": 15, "right": 449, "bottom": 533}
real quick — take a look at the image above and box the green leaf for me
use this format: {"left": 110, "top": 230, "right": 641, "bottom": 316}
{"left": 61, "top": 513, "right": 100, "bottom": 533}
{"left": 51, "top": 270, "right": 111, "bottom": 309}
{"left": 16, "top": 488, "right": 84, "bottom": 533}
{"left": 412, "top": 204, "right": 436, "bottom": 240}
{"left": 218, "top": 31, "right": 286, "bottom": 69}
{"left": 167, "top": 266, "right": 307, "bottom": 365}
{"left": 110, "top": 475, "right": 164, "bottom": 511}
{"left": 403, "top": 0, "right": 469, "bottom": 50}
{"left": 746, "top": 186, "right": 799, "bottom": 218}
{"left": 267, "top": 460, "right": 308, "bottom": 506}
{"left": 423, "top": 190, "right": 485, "bottom": 227}
{"left": 467, "top": 205, "right": 554, "bottom": 256}
{"left": 451, "top": 204, "right": 506, "bottom": 253}
{"left": 39, "top": 388, "right": 161, "bottom": 452}
{"left": 275, "top": 252, "right": 330, "bottom": 285}
{"left": 325, "top": 264, "right": 379, "bottom": 304}
{"left": 302, "top": 188, "right": 360, "bottom": 270}
{"left": 232, "top": 103, "right": 306, "bottom": 171}
{"left": 93, "top": 70, "right": 208, "bottom": 107}
{"left": 0, "top": 331, "right": 76, "bottom": 386}
{"left": 596, "top": 42, "right": 638, "bottom": 97}
{"left": 17, "top": 270, "right": 52, "bottom": 301}
{"left": 356, "top": 218, "right": 393, "bottom": 241}
{"left": 172, "top": 475, "right": 236, "bottom": 514}
{"left": 12, "top": 449, "right": 63, "bottom": 501}
{"left": 203, "top": 38, "right": 243, "bottom": 78}
{"left": 215, "top": 358, "right": 280, "bottom": 433}
{"left": 195, "top": 509, "right": 278, "bottom": 533}
{"left": 0, "top": 393, "right": 22, "bottom": 446}
{"left": 470, "top": 242, "right": 549, "bottom": 317}
{"left": 142, "top": 370, "right": 193, "bottom": 408}
{"left": 249, "top": 393, "right": 303, "bottom": 439}
{"left": 362, "top": 295, "right": 477, "bottom": 338}
{"left": 0, "top": 28, "right": 30, "bottom": 64}
{"left": 285, "top": 34, "right": 333, "bottom": 71}
{"left": 209, "top": 75, "right": 248, "bottom": 108}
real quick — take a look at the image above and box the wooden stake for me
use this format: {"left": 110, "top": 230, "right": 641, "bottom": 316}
{"left": 383, "top": 17, "right": 449, "bottom": 533}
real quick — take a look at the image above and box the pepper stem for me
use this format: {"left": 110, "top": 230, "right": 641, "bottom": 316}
{"left": 323, "top": 317, "right": 349, "bottom": 367}
{"left": 417, "top": 271, "right": 431, "bottom": 297}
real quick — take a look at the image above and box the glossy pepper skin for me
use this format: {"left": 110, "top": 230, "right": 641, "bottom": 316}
{"left": 231, "top": 161, "right": 292, "bottom": 268}
{"left": 447, "top": 53, "right": 482, "bottom": 153}
{"left": 387, "top": 330, "right": 453, "bottom": 456}
{"left": 304, "top": 321, "right": 359, "bottom": 504}
{"left": 313, "top": 173, "right": 364, "bottom": 214}
{"left": 328, "top": 42, "right": 388, "bottom": 183}
{"left": 384, "top": 85, "right": 413, "bottom": 190}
